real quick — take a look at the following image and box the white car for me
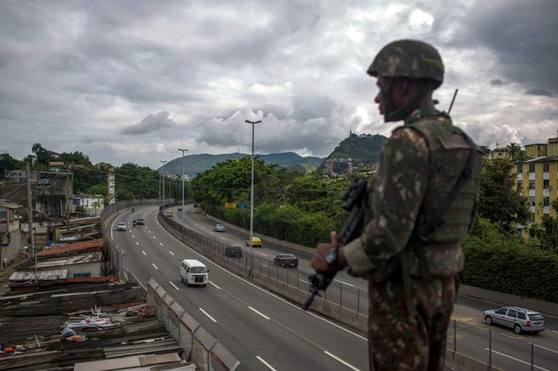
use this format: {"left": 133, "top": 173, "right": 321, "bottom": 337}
{"left": 116, "top": 222, "right": 127, "bottom": 231}
{"left": 180, "top": 259, "right": 208, "bottom": 286}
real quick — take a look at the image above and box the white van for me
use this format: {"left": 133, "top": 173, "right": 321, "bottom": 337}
{"left": 180, "top": 259, "right": 209, "bottom": 286}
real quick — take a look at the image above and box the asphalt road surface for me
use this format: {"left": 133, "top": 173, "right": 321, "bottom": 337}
{"left": 112, "top": 206, "right": 368, "bottom": 371}
{"left": 114, "top": 205, "right": 558, "bottom": 371}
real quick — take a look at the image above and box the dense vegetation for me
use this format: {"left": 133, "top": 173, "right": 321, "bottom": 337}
{"left": 191, "top": 157, "right": 350, "bottom": 247}
{"left": 0, "top": 143, "right": 182, "bottom": 203}
{"left": 193, "top": 154, "right": 558, "bottom": 302}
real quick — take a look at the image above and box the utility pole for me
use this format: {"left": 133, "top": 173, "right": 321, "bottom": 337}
{"left": 178, "top": 148, "right": 188, "bottom": 211}
{"left": 245, "top": 119, "right": 262, "bottom": 278}
{"left": 66, "top": 172, "right": 71, "bottom": 231}
{"left": 160, "top": 160, "right": 167, "bottom": 208}
{"left": 26, "top": 162, "right": 37, "bottom": 284}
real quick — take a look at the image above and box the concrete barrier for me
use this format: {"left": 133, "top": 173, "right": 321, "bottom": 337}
{"left": 459, "top": 284, "right": 558, "bottom": 317}
{"left": 146, "top": 278, "right": 240, "bottom": 371}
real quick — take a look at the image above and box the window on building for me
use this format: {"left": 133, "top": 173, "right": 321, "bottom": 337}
{"left": 529, "top": 214, "right": 535, "bottom": 224}
{"left": 529, "top": 181, "right": 535, "bottom": 190}
{"left": 517, "top": 164, "right": 523, "bottom": 173}
{"left": 517, "top": 180, "right": 522, "bottom": 191}
{"left": 543, "top": 197, "right": 550, "bottom": 206}
{"left": 543, "top": 162, "right": 549, "bottom": 172}
{"left": 544, "top": 179, "right": 550, "bottom": 189}
{"left": 73, "top": 272, "right": 91, "bottom": 278}
{"left": 529, "top": 196, "right": 536, "bottom": 206}
{"left": 529, "top": 163, "right": 535, "bottom": 173}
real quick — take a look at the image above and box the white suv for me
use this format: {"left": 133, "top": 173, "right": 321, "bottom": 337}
{"left": 484, "top": 307, "right": 545, "bottom": 334}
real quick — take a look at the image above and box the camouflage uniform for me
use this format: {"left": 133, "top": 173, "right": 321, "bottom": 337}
{"left": 342, "top": 40, "right": 483, "bottom": 370}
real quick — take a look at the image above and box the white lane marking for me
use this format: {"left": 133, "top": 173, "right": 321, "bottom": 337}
{"left": 155, "top": 209, "right": 367, "bottom": 342}
{"left": 256, "top": 356, "right": 276, "bottom": 371}
{"left": 199, "top": 308, "right": 217, "bottom": 323}
{"left": 142, "top": 250, "right": 147, "bottom": 256}
{"left": 534, "top": 344, "right": 558, "bottom": 355}
{"left": 153, "top": 235, "right": 156, "bottom": 239}
{"left": 159, "top": 242, "right": 164, "bottom": 247}
{"left": 208, "top": 281, "right": 221, "bottom": 289}
{"left": 324, "top": 350, "right": 360, "bottom": 371}
{"left": 169, "top": 281, "right": 180, "bottom": 291}
{"left": 485, "top": 348, "right": 549, "bottom": 371}
{"left": 169, "top": 250, "right": 175, "bottom": 256}
{"left": 152, "top": 263, "right": 159, "bottom": 270}
{"left": 334, "top": 279, "right": 355, "bottom": 288}
{"left": 249, "top": 306, "right": 270, "bottom": 320}
{"left": 135, "top": 241, "right": 139, "bottom": 246}
{"left": 148, "top": 230, "right": 151, "bottom": 233}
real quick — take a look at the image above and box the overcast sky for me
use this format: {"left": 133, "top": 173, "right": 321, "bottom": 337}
{"left": 1, "top": 0, "right": 556, "bottom": 168}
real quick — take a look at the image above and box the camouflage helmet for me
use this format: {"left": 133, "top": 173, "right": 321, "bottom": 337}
{"left": 367, "top": 39, "right": 444, "bottom": 88}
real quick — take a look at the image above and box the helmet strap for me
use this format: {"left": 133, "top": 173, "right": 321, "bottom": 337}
{"left": 383, "top": 79, "right": 431, "bottom": 122}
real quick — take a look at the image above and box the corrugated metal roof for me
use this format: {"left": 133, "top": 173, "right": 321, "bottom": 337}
{"left": 38, "top": 239, "right": 103, "bottom": 257}
{"left": 9, "top": 270, "right": 68, "bottom": 282}
{"left": 35, "top": 252, "right": 102, "bottom": 269}
{"left": 0, "top": 200, "right": 21, "bottom": 209}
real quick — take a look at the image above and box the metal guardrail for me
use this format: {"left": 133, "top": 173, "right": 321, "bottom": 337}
{"left": 160, "top": 208, "right": 554, "bottom": 371}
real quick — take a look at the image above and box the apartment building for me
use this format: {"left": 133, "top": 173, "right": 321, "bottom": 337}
{"left": 516, "top": 136, "right": 558, "bottom": 226}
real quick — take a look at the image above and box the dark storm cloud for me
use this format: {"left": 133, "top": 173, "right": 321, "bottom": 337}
{"left": 490, "top": 79, "right": 505, "bottom": 86}
{"left": 525, "top": 89, "right": 553, "bottom": 97}
{"left": 467, "top": 0, "right": 558, "bottom": 94}
{"left": 121, "top": 112, "right": 177, "bottom": 135}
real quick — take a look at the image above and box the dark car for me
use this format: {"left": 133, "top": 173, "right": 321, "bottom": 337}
{"left": 225, "top": 246, "right": 243, "bottom": 258}
{"left": 136, "top": 218, "right": 145, "bottom": 225}
{"left": 273, "top": 254, "right": 298, "bottom": 268}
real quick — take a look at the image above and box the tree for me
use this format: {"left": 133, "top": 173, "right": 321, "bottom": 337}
{"left": 478, "top": 158, "right": 528, "bottom": 232}
{"left": 0, "top": 153, "right": 24, "bottom": 177}
{"left": 31, "top": 143, "right": 51, "bottom": 166}
{"left": 506, "top": 143, "right": 527, "bottom": 162}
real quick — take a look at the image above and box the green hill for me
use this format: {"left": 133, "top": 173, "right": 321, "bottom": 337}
{"left": 160, "top": 152, "right": 323, "bottom": 179}
{"left": 317, "top": 133, "right": 387, "bottom": 176}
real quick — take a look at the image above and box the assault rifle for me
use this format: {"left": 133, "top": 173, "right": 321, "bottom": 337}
{"left": 303, "top": 177, "right": 368, "bottom": 310}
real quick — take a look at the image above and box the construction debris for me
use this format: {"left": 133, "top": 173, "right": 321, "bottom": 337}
{"left": 0, "top": 282, "right": 189, "bottom": 370}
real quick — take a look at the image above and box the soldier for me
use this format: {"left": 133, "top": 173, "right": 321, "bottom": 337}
{"left": 311, "top": 39, "right": 483, "bottom": 370}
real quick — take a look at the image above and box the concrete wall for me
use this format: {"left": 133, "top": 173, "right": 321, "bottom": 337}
{"left": 146, "top": 279, "right": 240, "bottom": 371}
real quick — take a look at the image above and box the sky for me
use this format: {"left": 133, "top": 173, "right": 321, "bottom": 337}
{"left": 0, "top": 0, "right": 557, "bottom": 168}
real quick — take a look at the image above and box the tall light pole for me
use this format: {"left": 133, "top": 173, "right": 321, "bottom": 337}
{"left": 178, "top": 148, "right": 188, "bottom": 212}
{"left": 245, "top": 119, "right": 262, "bottom": 278}
{"left": 160, "top": 160, "right": 167, "bottom": 208}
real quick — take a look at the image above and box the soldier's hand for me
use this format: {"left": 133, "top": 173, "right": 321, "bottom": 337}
{"left": 312, "top": 231, "right": 342, "bottom": 272}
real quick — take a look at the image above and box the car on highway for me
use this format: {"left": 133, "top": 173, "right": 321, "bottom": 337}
{"left": 245, "top": 236, "right": 262, "bottom": 248}
{"left": 116, "top": 222, "right": 127, "bottom": 231}
{"left": 214, "top": 223, "right": 225, "bottom": 232}
{"left": 180, "top": 259, "right": 209, "bottom": 286}
{"left": 225, "top": 246, "right": 243, "bottom": 258}
{"left": 135, "top": 218, "right": 145, "bottom": 225}
{"left": 484, "top": 306, "right": 545, "bottom": 334}
{"left": 165, "top": 210, "right": 173, "bottom": 217}
{"left": 273, "top": 253, "right": 298, "bottom": 268}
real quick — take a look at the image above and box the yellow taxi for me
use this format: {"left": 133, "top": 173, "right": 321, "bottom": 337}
{"left": 245, "top": 236, "right": 263, "bottom": 248}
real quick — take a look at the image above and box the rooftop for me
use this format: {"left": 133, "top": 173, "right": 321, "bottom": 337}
{"left": 523, "top": 155, "right": 558, "bottom": 163}
{"left": 34, "top": 251, "right": 102, "bottom": 269}
{"left": 0, "top": 282, "right": 190, "bottom": 370}
{"left": 37, "top": 238, "right": 103, "bottom": 258}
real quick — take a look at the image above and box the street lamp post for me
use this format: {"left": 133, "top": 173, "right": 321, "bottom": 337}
{"left": 245, "top": 120, "right": 262, "bottom": 278}
{"left": 178, "top": 149, "right": 188, "bottom": 212}
{"left": 160, "top": 160, "right": 167, "bottom": 208}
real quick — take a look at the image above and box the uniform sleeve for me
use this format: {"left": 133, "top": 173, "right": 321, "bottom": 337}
{"left": 342, "top": 127, "right": 430, "bottom": 276}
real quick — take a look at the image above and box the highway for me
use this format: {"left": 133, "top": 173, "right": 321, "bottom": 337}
{"left": 113, "top": 205, "right": 558, "bottom": 370}
{"left": 112, "top": 205, "right": 368, "bottom": 371}
{"left": 165, "top": 204, "right": 558, "bottom": 371}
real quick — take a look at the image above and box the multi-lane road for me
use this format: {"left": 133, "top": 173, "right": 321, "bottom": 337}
{"left": 112, "top": 205, "right": 558, "bottom": 371}
{"left": 112, "top": 205, "right": 368, "bottom": 371}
